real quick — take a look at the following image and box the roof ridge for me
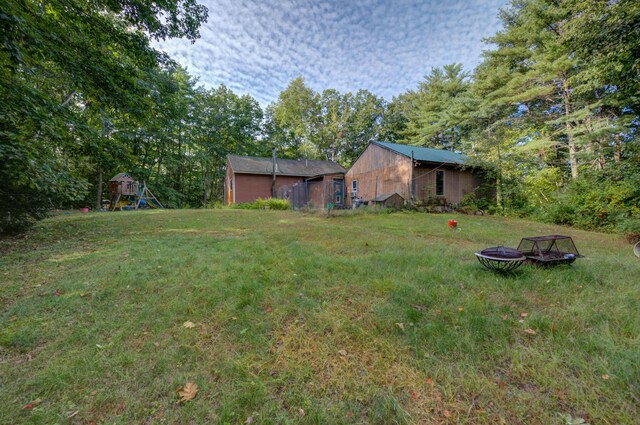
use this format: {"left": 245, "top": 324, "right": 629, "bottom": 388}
{"left": 227, "top": 154, "right": 341, "bottom": 164}
{"left": 370, "top": 141, "right": 467, "bottom": 165}
{"left": 374, "top": 140, "right": 464, "bottom": 153}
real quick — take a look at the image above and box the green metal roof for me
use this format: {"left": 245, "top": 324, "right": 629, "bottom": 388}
{"left": 373, "top": 141, "right": 467, "bottom": 165}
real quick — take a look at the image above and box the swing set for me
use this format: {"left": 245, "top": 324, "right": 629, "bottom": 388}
{"left": 108, "top": 173, "right": 164, "bottom": 211}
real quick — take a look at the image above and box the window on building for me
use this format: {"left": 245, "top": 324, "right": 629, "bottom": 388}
{"left": 435, "top": 170, "right": 444, "bottom": 196}
{"left": 351, "top": 180, "right": 357, "bottom": 193}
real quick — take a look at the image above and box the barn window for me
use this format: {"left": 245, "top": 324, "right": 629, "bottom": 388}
{"left": 435, "top": 170, "right": 444, "bottom": 196}
{"left": 351, "top": 180, "right": 357, "bottom": 193}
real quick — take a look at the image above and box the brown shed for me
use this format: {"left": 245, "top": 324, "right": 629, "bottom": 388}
{"left": 225, "top": 155, "right": 345, "bottom": 208}
{"left": 345, "top": 141, "right": 488, "bottom": 207}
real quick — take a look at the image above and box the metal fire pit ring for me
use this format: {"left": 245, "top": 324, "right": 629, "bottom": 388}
{"left": 475, "top": 246, "right": 526, "bottom": 272}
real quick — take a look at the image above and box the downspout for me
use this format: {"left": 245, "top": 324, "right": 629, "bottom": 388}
{"left": 271, "top": 147, "right": 276, "bottom": 198}
{"left": 410, "top": 150, "right": 415, "bottom": 206}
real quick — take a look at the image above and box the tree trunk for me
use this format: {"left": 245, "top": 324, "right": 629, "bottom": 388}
{"left": 177, "top": 124, "right": 183, "bottom": 194}
{"left": 95, "top": 168, "right": 103, "bottom": 210}
{"left": 561, "top": 79, "right": 578, "bottom": 179}
{"left": 155, "top": 142, "right": 165, "bottom": 180}
{"left": 203, "top": 158, "right": 210, "bottom": 207}
{"left": 613, "top": 133, "right": 621, "bottom": 163}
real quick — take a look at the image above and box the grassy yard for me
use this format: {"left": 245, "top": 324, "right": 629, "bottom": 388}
{"left": 0, "top": 209, "right": 638, "bottom": 424}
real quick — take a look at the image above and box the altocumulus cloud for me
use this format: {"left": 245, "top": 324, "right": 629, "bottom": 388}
{"left": 154, "top": 0, "right": 507, "bottom": 104}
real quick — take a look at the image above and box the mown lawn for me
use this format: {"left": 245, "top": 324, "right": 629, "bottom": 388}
{"left": 0, "top": 209, "right": 638, "bottom": 424}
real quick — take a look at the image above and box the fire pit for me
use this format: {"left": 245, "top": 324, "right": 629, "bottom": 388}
{"left": 475, "top": 246, "right": 526, "bottom": 272}
{"left": 517, "top": 235, "right": 581, "bottom": 265}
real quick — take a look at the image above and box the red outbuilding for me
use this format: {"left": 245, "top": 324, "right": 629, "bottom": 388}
{"left": 225, "top": 155, "right": 345, "bottom": 208}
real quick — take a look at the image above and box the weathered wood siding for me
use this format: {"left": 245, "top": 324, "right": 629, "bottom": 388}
{"left": 345, "top": 144, "right": 411, "bottom": 205}
{"left": 413, "top": 165, "right": 482, "bottom": 204}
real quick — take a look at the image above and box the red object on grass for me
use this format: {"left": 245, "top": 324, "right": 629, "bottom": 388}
{"left": 79, "top": 207, "right": 89, "bottom": 213}
{"left": 447, "top": 219, "right": 458, "bottom": 228}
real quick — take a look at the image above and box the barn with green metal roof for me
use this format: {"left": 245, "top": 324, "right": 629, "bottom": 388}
{"left": 345, "top": 141, "right": 489, "bottom": 208}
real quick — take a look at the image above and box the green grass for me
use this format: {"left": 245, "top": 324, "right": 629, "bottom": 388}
{"left": 0, "top": 209, "right": 638, "bottom": 424}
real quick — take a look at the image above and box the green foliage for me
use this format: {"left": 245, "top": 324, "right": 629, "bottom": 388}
{"left": 617, "top": 218, "right": 640, "bottom": 244}
{"left": 540, "top": 168, "right": 640, "bottom": 230}
{"left": 392, "top": 0, "right": 640, "bottom": 233}
{"left": 0, "top": 0, "right": 207, "bottom": 232}
{"left": 270, "top": 77, "right": 388, "bottom": 167}
{"left": 541, "top": 198, "right": 576, "bottom": 226}
{"left": 402, "top": 64, "right": 473, "bottom": 151}
{"left": 2, "top": 0, "right": 638, "bottom": 239}
{"left": 232, "top": 198, "right": 290, "bottom": 210}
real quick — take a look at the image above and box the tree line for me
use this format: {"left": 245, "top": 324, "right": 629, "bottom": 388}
{"left": 1, "top": 0, "right": 638, "bottom": 235}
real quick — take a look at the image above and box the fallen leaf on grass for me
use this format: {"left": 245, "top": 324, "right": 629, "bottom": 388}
{"left": 520, "top": 312, "right": 528, "bottom": 318}
{"left": 411, "top": 391, "right": 417, "bottom": 400}
{"left": 298, "top": 408, "right": 305, "bottom": 416}
{"left": 177, "top": 382, "right": 198, "bottom": 403}
{"left": 501, "top": 315, "right": 508, "bottom": 321}
{"left": 263, "top": 306, "right": 272, "bottom": 313}
{"left": 497, "top": 379, "right": 505, "bottom": 390}
{"left": 22, "top": 399, "right": 40, "bottom": 410}
{"left": 410, "top": 304, "right": 425, "bottom": 311}
{"left": 601, "top": 374, "right": 609, "bottom": 380}
{"left": 425, "top": 377, "right": 432, "bottom": 385}
{"left": 183, "top": 321, "right": 196, "bottom": 329}
{"left": 396, "top": 323, "right": 405, "bottom": 331}
{"left": 457, "top": 307, "right": 464, "bottom": 312}
{"left": 244, "top": 415, "right": 254, "bottom": 424}
{"left": 90, "top": 390, "right": 98, "bottom": 396}
{"left": 53, "top": 289, "right": 60, "bottom": 297}
{"left": 524, "top": 328, "right": 537, "bottom": 335}
{"left": 443, "top": 410, "right": 451, "bottom": 418}
{"left": 338, "top": 349, "right": 347, "bottom": 356}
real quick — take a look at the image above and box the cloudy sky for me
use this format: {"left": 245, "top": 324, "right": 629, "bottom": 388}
{"left": 155, "top": 0, "right": 508, "bottom": 105}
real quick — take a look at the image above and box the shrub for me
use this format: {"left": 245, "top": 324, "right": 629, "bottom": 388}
{"left": 231, "top": 198, "right": 290, "bottom": 210}
{"left": 618, "top": 218, "right": 640, "bottom": 244}
{"left": 542, "top": 199, "right": 575, "bottom": 225}
{"left": 255, "top": 198, "right": 290, "bottom": 210}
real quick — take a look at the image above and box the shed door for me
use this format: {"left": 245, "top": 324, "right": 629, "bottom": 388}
{"left": 333, "top": 179, "right": 344, "bottom": 205}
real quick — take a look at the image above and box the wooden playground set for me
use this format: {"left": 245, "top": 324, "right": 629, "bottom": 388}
{"left": 107, "top": 173, "right": 164, "bottom": 211}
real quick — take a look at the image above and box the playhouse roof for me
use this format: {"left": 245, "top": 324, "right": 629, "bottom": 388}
{"left": 109, "top": 173, "right": 136, "bottom": 182}
{"left": 372, "top": 141, "right": 467, "bottom": 165}
{"left": 227, "top": 155, "right": 345, "bottom": 177}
